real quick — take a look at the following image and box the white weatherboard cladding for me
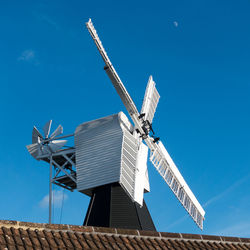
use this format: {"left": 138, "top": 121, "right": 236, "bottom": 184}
{"left": 75, "top": 114, "right": 122, "bottom": 193}
{"left": 75, "top": 112, "right": 141, "bottom": 203}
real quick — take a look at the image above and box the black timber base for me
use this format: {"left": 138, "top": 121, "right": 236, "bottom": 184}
{"left": 83, "top": 183, "right": 156, "bottom": 231}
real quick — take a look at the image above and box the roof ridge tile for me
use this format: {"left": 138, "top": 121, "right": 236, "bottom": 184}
{"left": 0, "top": 219, "right": 250, "bottom": 246}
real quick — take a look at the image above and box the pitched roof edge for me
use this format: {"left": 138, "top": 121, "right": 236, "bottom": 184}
{"left": 0, "top": 220, "right": 249, "bottom": 245}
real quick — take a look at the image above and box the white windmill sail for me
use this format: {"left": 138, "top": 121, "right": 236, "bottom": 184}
{"left": 149, "top": 141, "right": 205, "bottom": 229}
{"left": 86, "top": 19, "right": 138, "bottom": 117}
{"left": 141, "top": 76, "right": 160, "bottom": 125}
{"left": 86, "top": 19, "right": 205, "bottom": 230}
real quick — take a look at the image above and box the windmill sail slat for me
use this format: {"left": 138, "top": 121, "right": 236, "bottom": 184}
{"left": 26, "top": 143, "right": 40, "bottom": 158}
{"left": 32, "top": 126, "right": 43, "bottom": 144}
{"left": 141, "top": 76, "right": 160, "bottom": 124}
{"left": 149, "top": 141, "right": 205, "bottom": 229}
{"left": 49, "top": 140, "right": 67, "bottom": 152}
{"left": 43, "top": 120, "right": 52, "bottom": 138}
{"left": 50, "top": 125, "right": 63, "bottom": 139}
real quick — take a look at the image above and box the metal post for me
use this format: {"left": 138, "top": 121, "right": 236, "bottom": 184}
{"left": 49, "top": 155, "right": 52, "bottom": 224}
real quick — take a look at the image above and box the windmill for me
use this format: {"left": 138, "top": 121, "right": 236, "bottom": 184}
{"left": 85, "top": 19, "right": 205, "bottom": 229}
{"left": 26, "top": 19, "right": 205, "bottom": 231}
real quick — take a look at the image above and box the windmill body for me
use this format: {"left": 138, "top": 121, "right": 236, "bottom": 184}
{"left": 75, "top": 112, "right": 149, "bottom": 206}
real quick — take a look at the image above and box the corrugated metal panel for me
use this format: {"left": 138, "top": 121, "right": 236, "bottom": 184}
{"left": 75, "top": 114, "right": 123, "bottom": 192}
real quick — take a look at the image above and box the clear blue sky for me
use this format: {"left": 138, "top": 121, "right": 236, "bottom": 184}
{"left": 0, "top": 0, "right": 249, "bottom": 237}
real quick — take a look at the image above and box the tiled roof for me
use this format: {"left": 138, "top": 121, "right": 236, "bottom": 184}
{"left": 0, "top": 220, "right": 249, "bottom": 249}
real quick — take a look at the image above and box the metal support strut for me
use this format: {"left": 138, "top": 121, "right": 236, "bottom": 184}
{"left": 49, "top": 155, "right": 53, "bottom": 224}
